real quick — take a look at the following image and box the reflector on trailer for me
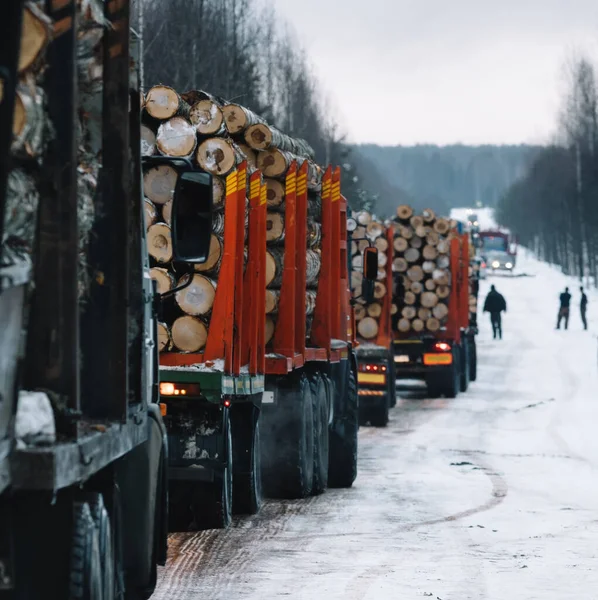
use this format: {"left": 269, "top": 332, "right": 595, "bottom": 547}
{"left": 423, "top": 353, "right": 453, "bottom": 366}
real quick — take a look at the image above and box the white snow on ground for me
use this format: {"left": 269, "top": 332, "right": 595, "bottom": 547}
{"left": 155, "top": 249, "right": 598, "bottom": 600}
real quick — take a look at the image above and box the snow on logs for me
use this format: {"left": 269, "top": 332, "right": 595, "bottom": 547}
{"left": 142, "top": 84, "right": 324, "bottom": 352}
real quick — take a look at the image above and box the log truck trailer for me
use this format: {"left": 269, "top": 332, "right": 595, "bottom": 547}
{"left": 0, "top": 1, "right": 212, "bottom": 598}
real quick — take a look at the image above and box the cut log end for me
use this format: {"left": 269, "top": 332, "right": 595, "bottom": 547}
{"left": 175, "top": 274, "right": 217, "bottom": 316}
{"left": 194, "top": 234, "right": 223, "bottom": 273}
{"left": 156, "top": 117, "right": 196, "bottom": 157}
{"left": 143, "top": 163, "right": 178, "bottom": 205}
{"left": 196, "top": 137, "right": 238, "bottom": 176}
{"left": 146, "top": 85, "right": 184, "bottom": 120}
{"left": 147, "top": 223, "right": 173, "bottom": 263}
{"left": 357, "top": 317, "right": 379, "bottom": 340}
{"left": 171, "top": 316, "right": 208, "bottom": 352}
{"left": 189, "top": 99, "right": 224, "bottom": 135}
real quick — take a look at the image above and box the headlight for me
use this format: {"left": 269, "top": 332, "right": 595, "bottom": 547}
{"left": 505, "top": 262, "right": 513, "bottom": 269}
{"left": 492, "top": 261, "right": 500, "bottom": 268}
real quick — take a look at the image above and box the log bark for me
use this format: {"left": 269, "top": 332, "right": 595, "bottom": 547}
{"left": 237, "top": 143, "right": 257, "bottom": 168}
{"left": 150, "top": 267, "right": 175, "bottom": 294}
{"left": 171, "top": 315, "right": 209, "bottom": 352}
{"left": 396, "top": 205, "right": 413, "bottom": 221}
{"left": 144, "top": 199, "right": 158, "bottom": 230}
{"left": 213, "top": 177, "right": 225, "bottom": 206}
{"left": 212, "top": 211, "right": 225, "bottom": 236}
{"left": 196, "top": 137, "right": 240, "bottom": 176}
{"left": 244, "top": 123, "right": 314, "bottom": 158}
{"left": 19, "top": 3, "right": 53, "bottom": 74}
{"left": 306, "top": 290, "right": 318, "bottom": 315}
{"left": 162, "top": 200, "right": 172, "bottom": 225}
{"left": 404, "top": 247, "right": 420, "bottom": 263}
{"left": 143, "top": 163, "right": 178, "bottom": 205}
{"left": 265, "top": 248, "right": 284, "bottom": 287}
{"left": 3, "top": 169, "right": 39, "bottom": 248}
{"left": 175, "top": 274, "right": 217, "bottom": 316}
{"left": 306, "top": 250, "right": 321, "bottom": 287}
{"left": 147, "top": 223, "right": 173, "bottom": 263}
{"left": 12, "top": 83, "right": 46, "bottom": 158}
{"left": 156, "top": 117, "right": 196, "bottom": 157}
{"left": 141, "top": 124, "right": 157, "bottom": 156}
{"left": 357, "top": 317, "right": 379, "bottom": 340}
{"left": 308, "top": 220, "right": 322, "bottom": 249}
{"left": 393, "top": 237, "right": 408, "bottom": 252}
{"left": 432, "top": 303, "right": 449, "bottom": 320}
{"left": 420, "top": 292, "right": 439, "bottom": 308}
{"left": 157, "top": 322, "right": 172, "bottom": 352}
{"left": 145, "top": 85, "right": 189, "bottom": 120}
{"left": 266, "top": 212, "right": 285, "bottom": 243}
{"left": 222, "top": 103, "right": 265, "bottom": 135}
{"left": 194, "top": 234, "right": 223, "bottom": 273}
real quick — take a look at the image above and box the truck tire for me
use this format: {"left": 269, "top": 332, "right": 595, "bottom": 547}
{"left": 328, "top": 369, "right": 358, "bottom": 488}
{"left": 460, "top": 342, "right": 470, "bottom": 393}
{"left": 469, "top": 337, "right": 478, "bottom": 382}
{"left": 263, "top": 374, "right": 314, "bottom": 498}
{"left": 311, "top": 373, "right": 329, "bottom": 495}
{"left": 369, "top": 393, "right": 389, "bottom": 428}
{"left": 388, "top": 358, "right": 397, "bottom": 408}
{"left": 233, "top": 417, "right": 262, "bottom": 515}
{"left": 70, "top": 502, "right": 103, "bottom": 600}
{"left": 84, "top": 493, "right": 115, "bottom": 600}
{"left": 191, "top": 419, "right": 233, "bottom": 529}
{"left": 444, "top": 352, "right": 460, "bottom": 399}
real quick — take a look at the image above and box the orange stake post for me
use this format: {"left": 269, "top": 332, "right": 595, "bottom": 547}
{"left": 330, "top": 168, "right": 342, "bottom": 340}
{"left": 375, "top": 226, "right": 394, "bottom": 347}
{"left": 294, "top": 161, "right": 309, "bottom": 357}
{"left": 445, "top": 236, "right": 461, "bottom": 344}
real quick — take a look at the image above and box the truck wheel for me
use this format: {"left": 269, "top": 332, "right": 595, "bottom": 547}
{"left": 233, "top": 417, "right": 262, "bottom": 515}
{"left": 191, "top": 419, "right": 233, "bottom": 529}
{"left": 311, "top": 373, "right": 329, "bottom": 495}
{"left": 70, "top": 502, "right": 103, "bottom": 600}
{"left": 263, "top": 374, "right": 314, "bottom": 498}
{"left": 469, "top": 337, "right": 478, "bottom": 382}
{"left": 443, "top": 353, "right": 460, "bottom": 399}
{"left": 328, "top": 369, "right": 358, "bottom": 488}
{"left": 460, "top": 343, "right": 470, "bottom": 393}
{"left": 369, "top": 394, "right": 389, "bottom": 428}
{"left": 388, "top": 359, "right": 397, "bottom": 408}
{"left": 84, "top": 493, "right": 115, "bottom": 600}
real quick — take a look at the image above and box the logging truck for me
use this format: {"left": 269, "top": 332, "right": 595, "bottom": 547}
{"left": 0, "top": 2, "right": 215, "bottom": 598}
{"left": 350, "top": 215, "right": 396, "bottom": 427}
{"left": 390, "top": 209, "right": 477, "bottom": 398}
{"left": 142, "top": 84, "right": 375, "bottom": 525}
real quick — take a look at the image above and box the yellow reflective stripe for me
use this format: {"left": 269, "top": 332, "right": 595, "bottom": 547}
{"left": 226, "top": 172, "right": 238, "bottom": 194}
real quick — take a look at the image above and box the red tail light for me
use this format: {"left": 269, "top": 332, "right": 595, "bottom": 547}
{"left": 433, "top": 342, "right": 451, "bottom": 352}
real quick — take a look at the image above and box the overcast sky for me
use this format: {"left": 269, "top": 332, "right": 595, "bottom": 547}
{"left": 274, "top": 0, "right": 598, "bottom": 146}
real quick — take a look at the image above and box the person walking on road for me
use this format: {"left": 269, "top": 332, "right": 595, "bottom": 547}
{"left": 556, "top": 287, "right": 572, "bottom": 330}
{"left": 483, "top": 285, "right": 507, "bottom": 340}
{"left": 580, "top": 286, "right": 588, "bottom": 330}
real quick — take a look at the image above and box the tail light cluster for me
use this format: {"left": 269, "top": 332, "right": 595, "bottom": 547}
{"left": 358, "top": 363, "right": 387, "bottom": 373}
{"left": 432, "top": 342, "right": 451, "bottom": 353}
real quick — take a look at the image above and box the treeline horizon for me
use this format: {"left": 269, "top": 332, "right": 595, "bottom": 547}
{"left": 496, "top": 56, "right": 598, "bottom": 283}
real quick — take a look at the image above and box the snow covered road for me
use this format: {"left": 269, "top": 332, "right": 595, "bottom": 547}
{"left": 154, "top": 251, "right": 598, "bottom": 600}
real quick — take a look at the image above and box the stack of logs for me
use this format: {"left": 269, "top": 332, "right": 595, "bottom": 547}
{"left": 390, "top": 205, "right": 454, "bottom": 334}
{"left": 4, "top": 1, "right": 103, "bottom": 299}
{"left": 142, "top": 85, "right": 323, "bottom": 353}
{"left": 349, "top": 211, "right": 390, "bottom": 340}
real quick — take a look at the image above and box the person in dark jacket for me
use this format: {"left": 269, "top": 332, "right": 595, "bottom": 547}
{"left": 483, "top": 285, "right": 507, "bottom": 339}
{"left": 557, "top": 287, "right": 572, "bottom": 330}
{"left": 580, "top": 286, "right": 588, "bottom": 330}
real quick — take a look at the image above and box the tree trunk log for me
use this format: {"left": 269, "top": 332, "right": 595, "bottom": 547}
{"left": 147, "top": 223, "right": 173, "bottom": 263}
{"left": 432, "top": 303, "right": 449, "bottom": 320}
{"left": 400, "top": 225, "right": 414, "bottom": 240}
{"left": 437, "top": 255, "right": 450, "bottom": 269}
{"left": 264, "top": 178, "right": 285, "bottom": 207}
{"left": 422, "top": 245, "right": 438, "bottom": 260}
{"left": 265, "top": 289, "right": 279, "bottom": 314}
{"left": 418, "top": 307, "right": 431, "bottom": 320}
{"left": 351, "top": 270, "right": 363, "bottom": 288}
{"left": 410, "top": 215, "right": 424, "bottom": 229}
{"left": 162, "top": 200, "right": 173, "bottom": 225}
{"left": 436, "top": 285, "right": 450, "bottom": 299}
{"left": 157, "top": 322, "right": 172, "bottom": 352}
{"left": 412, "top": 318, "right": 424, "bottom": 333}
{"left": 366, "top": 221, "right": 384, "bottom": 239}
{"left": 394, "top": 237, "right": 408, "bottom": 252}
{"left": 144, "top": 199, "right": 158, "bottom": 230}
{"left": 406, "top": 265, "right": 424, "bottom": 282}
{"left": 426, "top": 318, "right": 441, "bottom": 332}
{"left": 396, "top": 205, "right": 413, "bottom": 221}
{"left": 432, "top": 269, "right": 450, "bottom": 286}
{"left": 265, "top": 316, "right": 276, "bottom": 345}
{"left": 397, "top": 318, "right": 411, "bottom": 332}
{"left": 422, "top": 260, "right": 436, "bottom": 274}
{"left": 150, "top": 267, "right": 175, "bottom": 294}
{"left": 144, "top": 163, "right": 178, "bottom": 205}
{"left": 367, "top": 302, "right": 383, "bottom": 318}
{"left": 420, "top": 291, "right": 439, "bottom": 308}
{"left": 244, "top": 123, "right": 314, "bottom": 158}
{"left": 306, "top": 250, "right": 321, "bottom": 287}
{"left": 375, "top": 236, "right": 389, "bottom": 252}
{"left": 415, "top": 225, "right": 428, "bottom": 238}
{"left": 426, "top": 231, "right": 440, "bottom": 246}
{"left": 194, "top": 234, "right": 223, "bottom": 274}
{"left": 393, "top": 257, "right": 408, "bottom": 273}
{"left": 354, "top": 304, "right": 366, "bottom": 321}
{"left": 357, "top": 317, "right": 379, "bottom": 340}
{"left": 422, "top": 208, "right": 436, "bottom": 223}
{"left": 237, "top": 143, "right": 258, "bottom": 168}
{"left": 146, "top": 85, "right": 189, "bottom": 120}
{"left": 306, "top": 290, "right": 318, "bottom": 315}
{"left": 402, "top": 306, "right": 416, "bottom": 320}
{"left": 391, "top": 304, "right": 399, "bottom": 315}
{"left": 404, "top": 247, "right": 420, "bottom": 263}
{"left": 266, "top": 212, "right": 285, "bottom": 243}
{"left": 189, "top": 97, "right": 225, "bottom": 135}
{"left": 257, "top": 148, "right": 299, "bottom": 179}
{"left": 196, "top": 137, "right": 240, "bottom": 176}
{"left": 222, "top": 103, "right": 266, "bottom": 135}
{"left": 404, "top": 291, "right": 416, "bottom": 305}
{"left": 308, "top": 220, "right": 322, "bottom": 249}
{"left": 355, "top": 211, "right": 372, "bottom": 226}
{"left": 213, "top": 177, "right": 225, "bottom": 207}
{"left": 141, "top": 124, "right": 157, "bottom": 156}
{"left": 437, "top": 239, "right": 451, "bottom": 254}
{"left": 410, "top": 281, "right": 423, "bottom": 295}
{"left": 175, "top": 274, "right": 217, "bottom": 316}
{"left": 19, "top": 3, "right": 52, "bottom": 74}
{"left": 156, "top": 117, "right": 196, "bottom": 157}
{"left": 424, "top": 279, "right": 436, "bottom": 291}
{"left": 12, "top": 83, "right": 46, "bottom": 158}
{"left": 171, "top": 315, "right": 209, "bottom": 352}
{"left": 434, "top": 218, "right": 451, "bottom": 235}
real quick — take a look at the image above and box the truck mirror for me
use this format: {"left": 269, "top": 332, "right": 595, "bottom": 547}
{"left": 171, "top": 171, "right": 213, "bottom": 263}
{"left": 363, "top": 247, "right": 378, "bottom": 281}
